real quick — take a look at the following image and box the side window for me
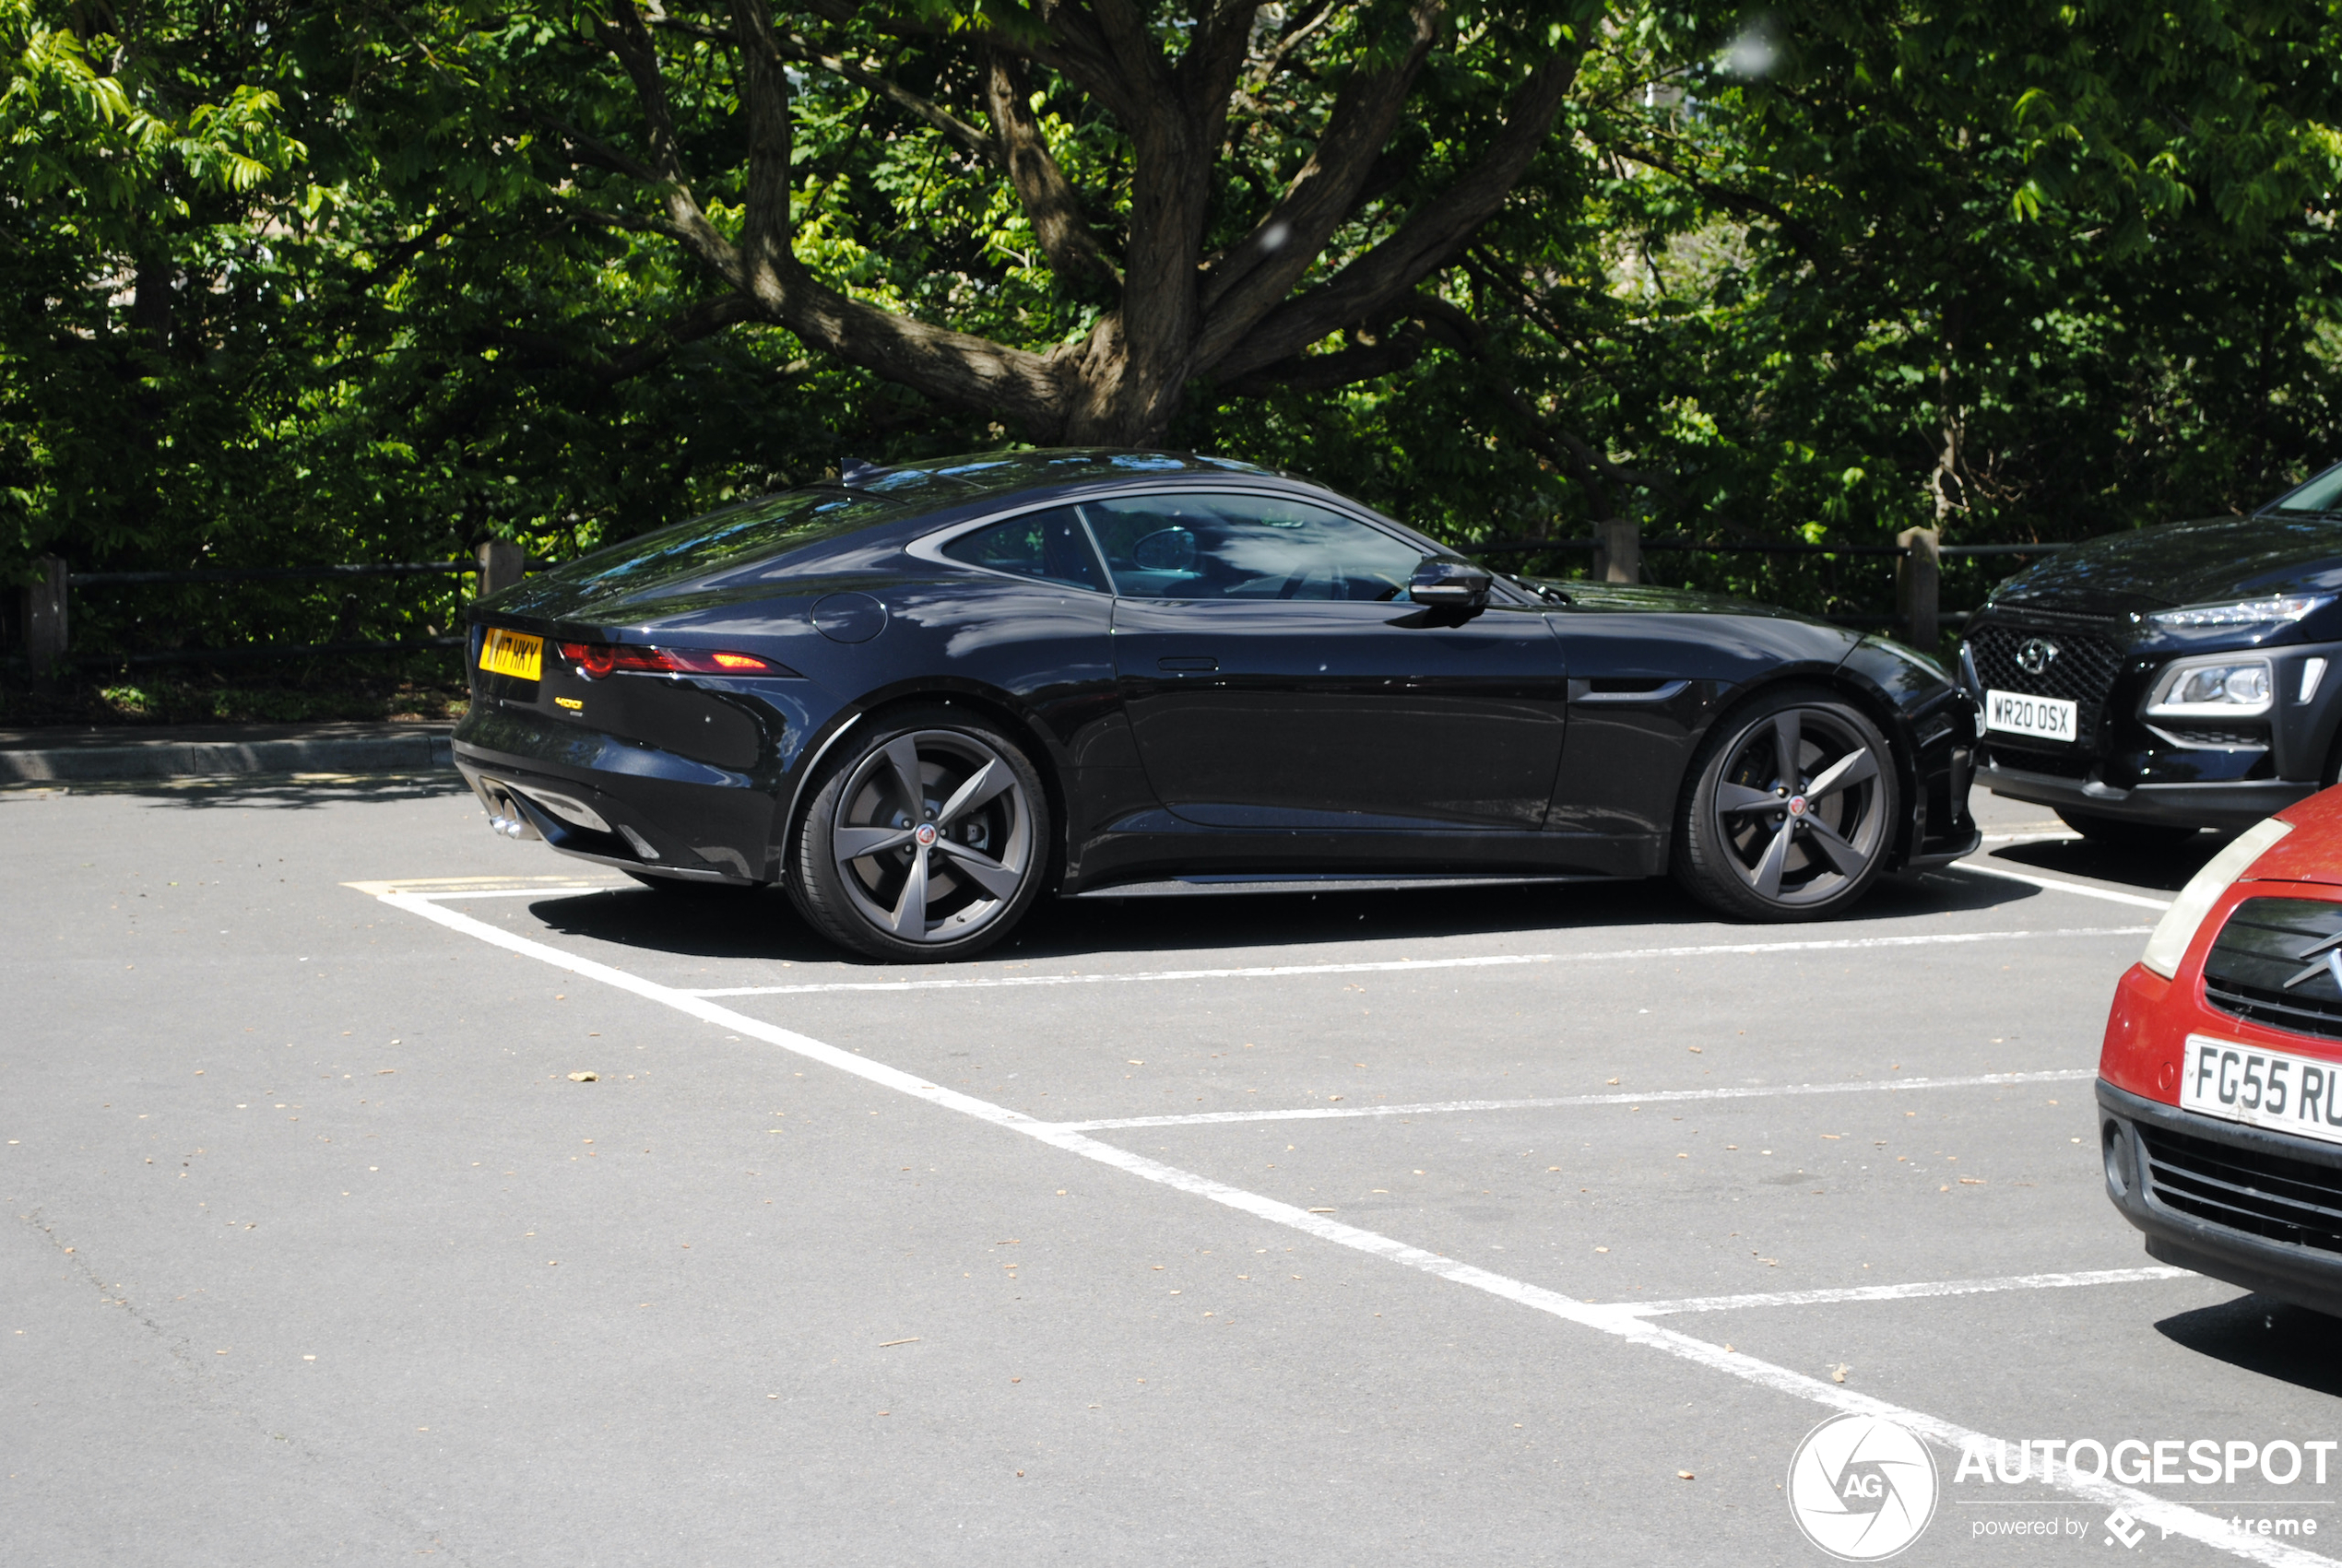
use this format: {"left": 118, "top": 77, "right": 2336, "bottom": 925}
{"left": 940, "top": 506, "right": 1106, "bottom": 592}
{"left": 1081, "top": 494, "right": 1425, "bottom": 602}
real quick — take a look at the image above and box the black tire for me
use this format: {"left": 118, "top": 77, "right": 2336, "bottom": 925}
{"left": 2053, "top": 808, "right": 2200, "bottom": 848}
{"left": 788, "top": 705, "right": 1050, "bottom": 961}
{"left": 1674, "top": 686, "right": 1901, "bottom": 922}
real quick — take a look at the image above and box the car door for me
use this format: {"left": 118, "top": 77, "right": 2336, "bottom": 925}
{"left": 1089, "top": 490, "right": 1570, "bottom": 831}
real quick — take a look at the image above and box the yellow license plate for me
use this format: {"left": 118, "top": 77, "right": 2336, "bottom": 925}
{"left": 478, "top": 627, "right": 543, "bottom": 682}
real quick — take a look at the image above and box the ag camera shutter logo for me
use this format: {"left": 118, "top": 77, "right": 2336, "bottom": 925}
{"left": 1787, "top": 1413, "right": 1940, "bottom": 1560}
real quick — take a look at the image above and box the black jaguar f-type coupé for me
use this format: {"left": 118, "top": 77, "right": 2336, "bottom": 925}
{"left": 454, "top": 450, "right": 1979, "bottom": 960}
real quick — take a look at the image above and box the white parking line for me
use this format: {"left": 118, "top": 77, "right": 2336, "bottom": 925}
{"left": 1611, "top": 1267, "right": 2191, "bottom": 1318}
{"left": 370, "top": 886, "right": 2324, "bottom": 1568}
{"left": 1944, "top": 862, "right": 2175, "bottom": 911}
{"left": 1050, "top": 1068, "right": 2097, "bottom": 1131}
{"left": 680, "top": 925, "right": 2151, "bottom": 996}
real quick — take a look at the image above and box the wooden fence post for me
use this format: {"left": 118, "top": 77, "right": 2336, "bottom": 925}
{"left": 24, "top": 555, "right": 66, "bottom": 690}
{"left": 476, "top": 541, "right": 526, "bottom": 599}
{"left": 1897, "top": 527, "right": 1940, "bottom": 652}
{"left": 1595, "top": 519, "right": 1641, "bottom": 584}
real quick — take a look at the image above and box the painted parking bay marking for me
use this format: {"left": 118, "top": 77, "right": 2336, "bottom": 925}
{"left": 1051, "top": 1067, "right": 2096, "bottom": 1131}
{"left": 1607, "top": 1267, "right": 2191, "bottom": 1318}
{"left": 671, "top": 925, "right": 2154, "bottom": 997}
{"left": 363, "top": 885, "right": 2335, "bottom": 1568}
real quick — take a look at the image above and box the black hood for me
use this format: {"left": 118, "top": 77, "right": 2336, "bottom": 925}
{"left": 1992, "top": 513, "right": 2342, "bottom": 616}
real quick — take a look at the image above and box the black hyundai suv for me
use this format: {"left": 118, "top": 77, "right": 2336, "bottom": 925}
{"left": 1963, "top": 462, "right": 2342, "bottom": 843}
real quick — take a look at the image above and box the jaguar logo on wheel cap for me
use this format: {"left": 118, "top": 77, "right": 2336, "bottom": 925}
{"left": 1788, "top": 795, "right": 1809, "bottom": 817}
{"left": 2015, "top": 637, "right": 2060, "bottom": 676}
{"left": 914, "top": 823, "right": 939, "bottom": 846}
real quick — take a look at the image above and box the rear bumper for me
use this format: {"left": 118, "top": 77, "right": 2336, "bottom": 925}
{"left": 2098, "top": 1079, "right": 2342, "bottom": 1317}
{"left": 453, "top": 717, "right": 776, "bottom": 884}
{"left": 1984, "top": 762, "right": 2313, "bottom": 831}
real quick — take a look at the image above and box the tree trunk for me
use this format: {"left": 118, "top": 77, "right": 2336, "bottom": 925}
{"left": 583, "top": 3, "right": 1596, "bottom": 449}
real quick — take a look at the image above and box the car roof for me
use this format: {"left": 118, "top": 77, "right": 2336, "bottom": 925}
{"left": 497, "top": 449, "right": 1359, "bottom": 616}
{"left": 835, "top": 447, "right": 1274, "bottom": 507}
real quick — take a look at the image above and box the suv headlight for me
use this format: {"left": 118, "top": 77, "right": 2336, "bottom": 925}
{"left": 2144, "top": 654, "right": 2273, "bottom": 718}
{"left": 2139, "top": 817, "right": 2293, "bottom": 977}
{"left": 2148, "top": 594, "right": 2330, "bottom": 629}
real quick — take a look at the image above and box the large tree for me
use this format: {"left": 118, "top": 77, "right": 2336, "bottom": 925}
{"left": 511, "top": 0, "right": 1603, "bottom": 446}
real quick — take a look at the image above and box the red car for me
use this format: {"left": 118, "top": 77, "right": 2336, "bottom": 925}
{"left": 2101, "top": 786, "right": 2342, "bottom": 1314}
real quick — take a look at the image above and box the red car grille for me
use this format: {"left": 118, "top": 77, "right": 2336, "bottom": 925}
{"left": 2202, "top": 897, "right": 2342, "bottom": 1043}
{"left": 2140, "top": 1122, "right": 2342, "bottom": 1254}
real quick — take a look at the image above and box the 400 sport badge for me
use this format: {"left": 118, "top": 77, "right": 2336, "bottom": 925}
{"left": 1788, "top": 1414, "right": 1941, "bottom": 1560}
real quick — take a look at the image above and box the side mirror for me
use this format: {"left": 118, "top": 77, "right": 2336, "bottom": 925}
{"left": 1409, "top": 557, "right": 1492, "bottom": 607}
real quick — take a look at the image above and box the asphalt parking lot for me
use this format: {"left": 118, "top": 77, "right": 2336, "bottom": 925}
{"left": 6, "top": 771, "right": 2336, "bottom": 1565}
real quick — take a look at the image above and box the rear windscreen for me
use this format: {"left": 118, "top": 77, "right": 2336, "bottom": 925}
{"left": 550, "top": 489, "right": 902, "bottom": 595}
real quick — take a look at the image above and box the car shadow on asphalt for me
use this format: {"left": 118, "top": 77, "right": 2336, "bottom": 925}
{"left": 1984, "top": 834, "right": 2226, "bottom": 893}
{"left": 520, "top": 860, "right": 2058, "bottom": 966}
{"left": 2153, "top": 1294, "right": 2342, "bottom": 1397}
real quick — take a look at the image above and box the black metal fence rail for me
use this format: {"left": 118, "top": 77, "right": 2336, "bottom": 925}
{"left": 11, "top": 545, "right": 532, "bottom": 686}
{"left": 68, "top": 561, "right": 478, "bottom": 587}
{"left": 1473, "top": 536, "right": 2073, "bottom": 558}
{"left": 13, "top": 531, "right": 2075, "bottom": 682}
{"left": 1467, "top": 528, "right": 2074, "bottom": 643}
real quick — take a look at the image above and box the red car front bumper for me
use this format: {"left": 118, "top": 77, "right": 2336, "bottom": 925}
{"left": 2099, "top": 879, "right": 2342, "bottom": 1316}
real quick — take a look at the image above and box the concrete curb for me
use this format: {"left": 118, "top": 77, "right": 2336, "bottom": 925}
{"left": 0, "top": 732, "right": 455, "bottom": 784}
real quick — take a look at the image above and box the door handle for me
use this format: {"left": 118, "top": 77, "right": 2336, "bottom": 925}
{"left": 1157, "top": 655, "right": 1218, "bottom": 672}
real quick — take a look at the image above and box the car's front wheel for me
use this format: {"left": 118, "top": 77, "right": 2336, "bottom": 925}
{"left": 1674, "top": 687, "right": 1900, "bottom": 921}
{"left": 788, "top": 707, "right": 1050, "bottom": 961}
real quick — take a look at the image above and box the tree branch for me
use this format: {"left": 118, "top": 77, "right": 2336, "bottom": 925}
{"left": 1244, "top": 0, "right": 1335, "bottom": 93}
{"left": 1212, "top": 28, "right": 1591, "bottom": 381}
{"left": 725, "top": 0, "right": 795, "bottom": 277}
{"left": 599, "top": 1, "right": 739, "bottom": 282}
{"left": 1180, "top": 0, "right": 1267, "bottom": 152}
{"left": 1195, "top": 0, "right": 1446, "bottom": 360}
{"left": 775, "top": 29, "right": 998, "bottom": 162}
{"left": 1221, "top": 291, "right": 1476, "bottom": 395}
{"left": 1221, "top": 322, "right": 1429, "bottom": 395}
{"left": 601, "top": 291, "right": 760, "bottom": 382}
{"left": 530, "top": 111, "right": 660, "bottom": 184}
{"left": 983, "top": 48, "right": 1118, "bottom": 289}
{"left": 1606, "top": 136, "right": 1835, "bottom": 267}
{"left": 647, "top": 16, "right": 1002, "bottom": 166}
{"left": 559, "top": 201, "right": 693, "bottom": 242}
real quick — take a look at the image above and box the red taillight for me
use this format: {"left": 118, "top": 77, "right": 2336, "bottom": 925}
{"left": 558, "top": 641, "right": 617, "bottom": 678}
{"left": 667, "top": 649, "right": 775, "bottom": 674}
{"left": 557, "top": 642, "right": 780, "bottom": 678}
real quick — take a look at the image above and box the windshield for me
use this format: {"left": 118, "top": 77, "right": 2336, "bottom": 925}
{"left": 2265, "top": 463, "right": 2342, "bottom": 516}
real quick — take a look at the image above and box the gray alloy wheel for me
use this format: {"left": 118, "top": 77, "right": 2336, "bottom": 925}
{"left": 1675, "top": 689, "right": 1899, "bottom": 921}
{"left": 791, "top": 710, "right": 1048, "bottom": 961}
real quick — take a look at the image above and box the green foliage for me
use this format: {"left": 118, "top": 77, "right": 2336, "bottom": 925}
{"left": 4, "top": 0, "right": 2341, "bottom": 664}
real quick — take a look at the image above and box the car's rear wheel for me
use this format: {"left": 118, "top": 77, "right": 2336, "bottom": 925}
{"left": 1674, "top": 687, "right": 1899, "bottom": 922}
{"left": 789, "top": 707, "right": 1049, "bottom": 961}
{"left": 2053, "top": 808, "right": 2200, "bottom": 848}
